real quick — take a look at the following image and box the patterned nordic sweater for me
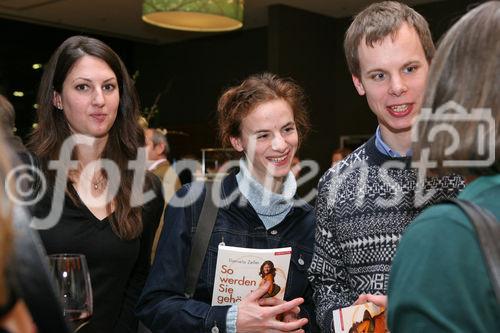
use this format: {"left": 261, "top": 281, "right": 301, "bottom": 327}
{"left": 308, "top": 136, "right": 464, "bottom": 333}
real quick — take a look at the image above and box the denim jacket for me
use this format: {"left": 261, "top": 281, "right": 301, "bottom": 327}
{"left": 136, "top": 173, "right": 319, "bottom": 332}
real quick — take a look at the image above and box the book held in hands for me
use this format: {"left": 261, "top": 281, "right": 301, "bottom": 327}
{"left": 211, "top": 245, "right": 292, "bottom": 306}
{"left": 332, "top": 302, "right": 387, "bottom": 333}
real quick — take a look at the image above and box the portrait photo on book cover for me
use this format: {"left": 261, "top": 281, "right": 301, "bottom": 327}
{"left": 259, "top": 260, "right": 281, "bottom": 298}
{"left": 332, "top": 302, "right": 387, "bottom": 333}
{"left": 211, "top": 245, "right": 291, "bottom": 305}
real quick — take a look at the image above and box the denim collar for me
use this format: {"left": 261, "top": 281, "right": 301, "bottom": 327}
{"left": 235, "top": 159, "right": 296, "bottom": 230}
{"left": 375, "top": 126, "right": 412, "bottom": 157}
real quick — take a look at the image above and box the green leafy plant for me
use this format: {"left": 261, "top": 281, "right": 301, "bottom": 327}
{"left": 133, "top": 70, "right": 172, "bottom": 125}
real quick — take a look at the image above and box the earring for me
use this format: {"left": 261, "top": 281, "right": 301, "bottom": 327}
{"left": 57, "top": 104, "right": 63, "bottom": 111}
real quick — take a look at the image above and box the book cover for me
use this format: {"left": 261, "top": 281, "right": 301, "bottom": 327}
{"left": 211, "top": 245, "right": 292, "bottom": 306}
{"left": 332, "top": 302, "right": 387, "bottom": 333}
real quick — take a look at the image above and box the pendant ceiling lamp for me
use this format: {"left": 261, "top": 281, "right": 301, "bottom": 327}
{"left": 142, "top": 0, "right": 244, "bottom": 32}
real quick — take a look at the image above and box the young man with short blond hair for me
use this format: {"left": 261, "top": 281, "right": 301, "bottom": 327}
{"left": 308, "top": 2, "right": 464, "bottom": 332}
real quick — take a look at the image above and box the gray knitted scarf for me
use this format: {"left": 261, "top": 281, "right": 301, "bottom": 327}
{"left": 236, "top": 159, "right": 297, "bottom": 230}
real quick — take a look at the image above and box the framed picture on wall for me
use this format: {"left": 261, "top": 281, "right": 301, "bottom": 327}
{"left": 201, "top": 148, "right": 240, "bottom": 178}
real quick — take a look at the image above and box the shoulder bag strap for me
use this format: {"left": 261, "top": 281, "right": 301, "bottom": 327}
{"left": 446, "top": 198, "right": 500, "bottom": 302}
{"left": 184, "top": 180, "right": 220, "bottom": 298}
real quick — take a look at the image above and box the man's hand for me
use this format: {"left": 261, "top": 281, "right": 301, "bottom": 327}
{"left": 236, "top": 281, "right": 308, "bottom": 332}
{"left": 353, "top": 293, "right": 387, "bottom": 308}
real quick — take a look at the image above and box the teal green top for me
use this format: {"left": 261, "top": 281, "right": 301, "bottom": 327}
{"left": 388, "top": 174, "right": 500, "bottom": 332}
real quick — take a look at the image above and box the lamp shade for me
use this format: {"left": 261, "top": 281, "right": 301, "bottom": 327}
{"left": 142, "top": 0, "right": 244, "bottom": 32}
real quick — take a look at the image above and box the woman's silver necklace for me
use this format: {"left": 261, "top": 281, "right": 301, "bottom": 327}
{"left": 91, "top": 175, "right": 106, "bottom": 191}
{"left": 78, "top": 164, "right": 106, "bottom": 191}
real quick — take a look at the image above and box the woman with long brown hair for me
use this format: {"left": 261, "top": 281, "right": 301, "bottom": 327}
{"left": 28, "top": 35, "right": 164, "bottom": 332}
{"left": 259, "top": 260, "right": 280, "bottom": 298}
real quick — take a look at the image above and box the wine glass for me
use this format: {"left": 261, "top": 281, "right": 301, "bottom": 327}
{"left": 49, "top": 254, "right": 93, "bottom": 332}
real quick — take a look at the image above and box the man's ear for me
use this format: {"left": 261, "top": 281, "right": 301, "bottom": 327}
{"left": 229, "top": 136, "right": 244, "bottom": 152}
{"left": 352, "top": 75, "right": 366, "bottom": 96}
{"left": 154, "top": 142, "right": 166, "bottom": 156}
{"left": 52, "top": 91, "right": 62, "bottom": 109}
